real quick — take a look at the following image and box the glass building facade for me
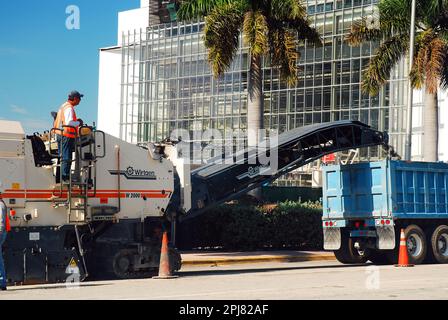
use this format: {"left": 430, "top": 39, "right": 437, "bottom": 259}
{"left": 119, "top": 0, "right": 406, "bottom": 173}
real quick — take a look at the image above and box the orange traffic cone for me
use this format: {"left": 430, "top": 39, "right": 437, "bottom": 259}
{"left": 153, "top": 231, "right": 179, "bottom": 279}
{"left": 395, "top": 229, "right": 414, "bottom": 267}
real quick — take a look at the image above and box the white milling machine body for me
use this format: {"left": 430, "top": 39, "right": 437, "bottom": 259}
{"left": 0, "top": 120, "right": 179, "bottom": 282}
{"left": 0, "top": 119, "right": 390, "bottom": 284}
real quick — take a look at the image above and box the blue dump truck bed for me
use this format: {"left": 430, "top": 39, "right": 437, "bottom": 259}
{"left": 323, "top": 160, "right": 448, "bottom": 220}
{"left": 322, "top": 160, "right": 448, "bottom": 265}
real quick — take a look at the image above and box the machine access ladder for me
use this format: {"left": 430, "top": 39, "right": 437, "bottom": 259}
{"left": 49, "top": 125, "right": 106, "bottom": 224}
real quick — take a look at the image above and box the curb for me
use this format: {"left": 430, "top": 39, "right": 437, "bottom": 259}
{"left": 181, "top": 254, "right": 336, "bottom": 267}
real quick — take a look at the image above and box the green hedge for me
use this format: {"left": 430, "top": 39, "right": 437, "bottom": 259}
{"left": 176, "top": 201, "right": 323, "bottom": 251}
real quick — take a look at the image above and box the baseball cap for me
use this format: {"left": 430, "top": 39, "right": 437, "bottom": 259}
{"left": 68, "top": 90, "right": 84, "bottom": 100}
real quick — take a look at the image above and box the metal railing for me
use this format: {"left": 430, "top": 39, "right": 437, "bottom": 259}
{"left": 48, "top": 125, "right": 106, "bottom": 223}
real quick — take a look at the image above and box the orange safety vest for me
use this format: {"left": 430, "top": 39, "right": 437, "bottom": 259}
{"left": 5, "top": 213, "right": 10, "bottom": 233}
{"left": 54, "top": 102, "right": 78, "bottom": 138}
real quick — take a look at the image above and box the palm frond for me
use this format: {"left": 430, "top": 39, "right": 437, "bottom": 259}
{"left": 269, "top": 26, "right": 300, "bottom": 85}
{"left": 283, "top": 17, "right": 322, "bottom": 45}
{"left": 243, "top": 10, "right": 268, "bottom": 57}
{"left": 410, "top": 29, "right": 447, "bottom": 93}
{"left": 410, "top": 29, "right": 435, "bottom": 89}
{"left": 347, "top": 0, "right": 410, "bottom": 47}
{"left": 346, "top": 17, "right": 383, "bottom": 46}
{"left": 420, "top": 0, "right": 448, "bottom": 28}
{"left": 362, "top": 33, "right": 409, "bottom": 95}
{"left": 425, "top": 37, "right": 447, "bottom": 93}
{"left": 410, "top": 48, "right": 428, "bottom": 90}
{"left": 177, "top": 0, "right": 243, "bottom": 20}
{"left": 377, "top": 0, "right": 412, "bottom": 33}
{"left": 203, "top": 2, "right": 245, "bottom": 76}
{"left": 269, "top": 0, "right": 306, "bottom": 20}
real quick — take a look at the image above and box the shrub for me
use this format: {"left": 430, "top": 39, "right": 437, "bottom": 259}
{"left": 176, "top": 201, "right": 323, "bottom": 251}
{"left": 265, "top": 201, "right": 323, "bottom": 250}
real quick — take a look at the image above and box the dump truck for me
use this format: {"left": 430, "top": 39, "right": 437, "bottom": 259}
{"left": 0, "top": 119, "right": 388, "bottom": 284}
{"left": 322, "top": 160, "right": 448, "bottom": 265}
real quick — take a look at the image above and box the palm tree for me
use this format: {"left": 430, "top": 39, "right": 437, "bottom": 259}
{"left": 346, "top": 0, "right": 448, "bottom": 162}
{"left": 177, "top": 0, "right": 321, "bottom": 147}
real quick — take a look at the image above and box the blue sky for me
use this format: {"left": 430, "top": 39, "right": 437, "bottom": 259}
{"left": 0, "top": 0, "right": 139, "bottom": 133}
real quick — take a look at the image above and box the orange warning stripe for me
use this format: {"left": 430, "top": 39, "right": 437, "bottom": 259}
{"left": 1, "top": 189, "right": 172, "bottom": 200}
{"left": 5, "top": 189, "right": 171, "bottom": 193}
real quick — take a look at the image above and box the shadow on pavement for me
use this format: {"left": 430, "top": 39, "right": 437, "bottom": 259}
{"left": 179, "top": 262, "right": 371, "bottom": 277}
{"left": 181, "top": 251, "right": 328, "bottom": 258}
{"left": 7, "top": 283, "right": 113, "bottom": 292}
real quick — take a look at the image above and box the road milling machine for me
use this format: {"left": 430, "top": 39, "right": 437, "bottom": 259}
{"left": 0, "top": 119, "right": 389, "bottom": 284}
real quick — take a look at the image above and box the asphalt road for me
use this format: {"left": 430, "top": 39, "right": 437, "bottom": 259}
{"left": 2, "top": 261, "right": 448, "bottom": 300}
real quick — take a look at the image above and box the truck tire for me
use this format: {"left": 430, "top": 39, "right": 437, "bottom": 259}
{"left": 334, "top": 231, "right": 367, "bottom": 264}
{"left": 394, "top": 225, "right": 427, "bottom": 265}
{"left": 385, "top": 225, "right": 427, "bottom": 265}
{"left": 430, "top": 225, "right": 448, "bottom": 264}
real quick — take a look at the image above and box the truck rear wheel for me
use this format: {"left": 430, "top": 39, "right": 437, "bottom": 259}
{"left": 384, "top": 225, "right": 428, "bottom": 265}
{"left": 334, "top": 232, "right": 367, "bottom": 264}
{"left": 430, "top": 225, "right": 448, "bottom": 264}
{"left": 405, "top": 225, "right": 427, "bottom": 264}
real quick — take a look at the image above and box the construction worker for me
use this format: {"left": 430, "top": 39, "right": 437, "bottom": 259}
{"left": 0, "top": 197, "right": 9, "bottom": 291}
{"left": 53, "top": 91, "right": 84, "bottom": 183}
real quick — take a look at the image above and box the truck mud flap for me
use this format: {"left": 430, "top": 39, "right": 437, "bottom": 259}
{"left": 376, "top": 226, "right": 395, "bottom": 250}
{"left": 324, "top": 227, "right": 341, "bottom": 250}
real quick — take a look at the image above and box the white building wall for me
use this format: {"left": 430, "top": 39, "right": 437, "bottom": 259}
{"left": 98, "top": 48, "right": 122, "bottom": 138}
{"left": 117, "top": 7, "right": 149, "bottom": 45}
{"left": 98, "top": 2, "right": 149, "bottom": 138}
